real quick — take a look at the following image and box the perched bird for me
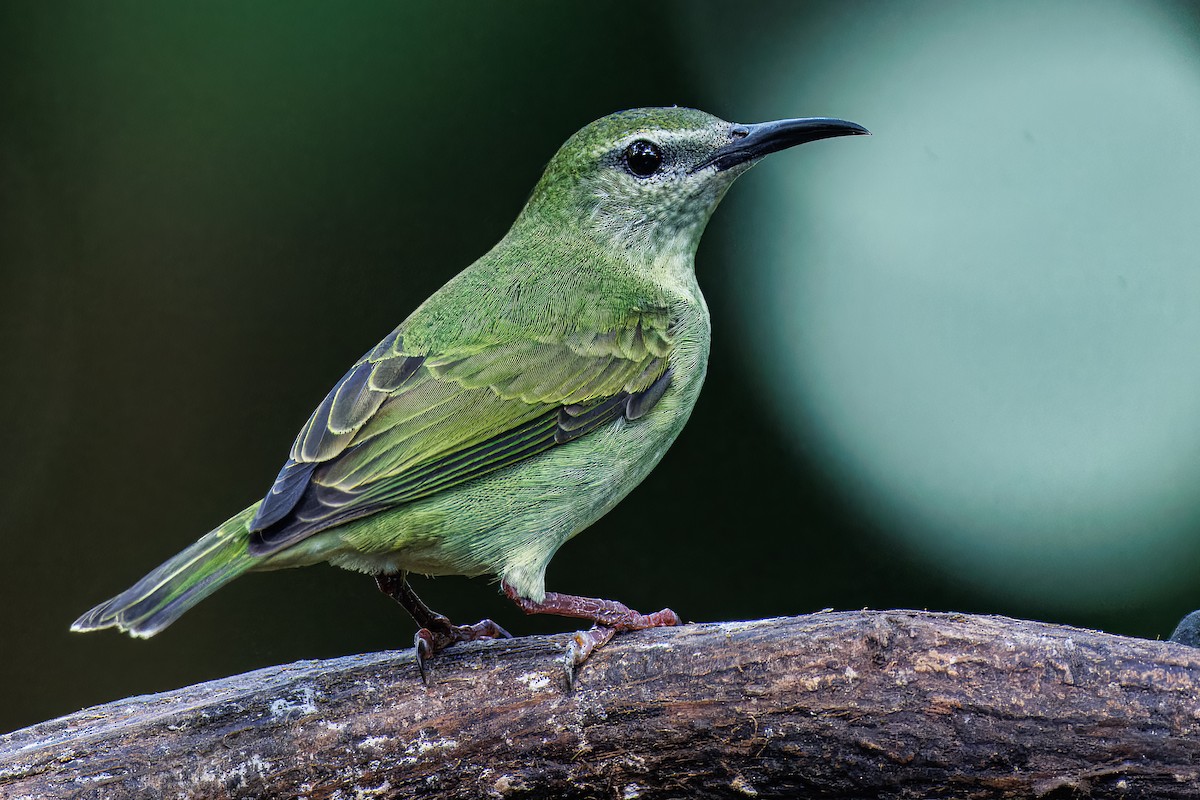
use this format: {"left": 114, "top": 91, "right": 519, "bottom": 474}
{"left": 72, "top": 107, "right": 867, "bottom": 680}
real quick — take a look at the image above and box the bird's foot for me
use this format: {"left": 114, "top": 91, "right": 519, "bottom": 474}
{"left": 413, "top": 616, "right": 512, "bottom": 684}
{"left": 373, "top": 573, "right": 512, "bottom": 683}
{"left": 502, "top": 582, "right": 682, "bottom": 688}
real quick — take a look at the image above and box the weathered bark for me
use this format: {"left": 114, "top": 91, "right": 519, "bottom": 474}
{"left": 2, "top": 611, "right": 1198, "bottom": 799}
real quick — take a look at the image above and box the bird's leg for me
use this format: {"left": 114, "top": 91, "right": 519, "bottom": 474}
{"left": 374, "top": 573, "right": 511, "bottom": 682}
{"left": 502, "top": 582, "right": 681, "bottom": 687}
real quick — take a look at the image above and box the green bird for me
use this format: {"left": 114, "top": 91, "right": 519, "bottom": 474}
{"left": 72, "top": 107, "right": 867, "bottom": 680}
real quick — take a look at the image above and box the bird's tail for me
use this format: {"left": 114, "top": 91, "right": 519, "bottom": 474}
{"left": 71, "top": 505, "right": 259, "bottom": 638}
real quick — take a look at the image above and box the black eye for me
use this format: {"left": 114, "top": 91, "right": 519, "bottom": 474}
{"left": 624, "top": 140, "right": 663, "bottom": 178}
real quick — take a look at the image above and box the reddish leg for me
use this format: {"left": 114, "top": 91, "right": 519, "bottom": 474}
{"left": 502, "top": 582, "right": 682, "bottom": 687}
{"left": 375, "top": 573, "right": 511, "bottom": 683}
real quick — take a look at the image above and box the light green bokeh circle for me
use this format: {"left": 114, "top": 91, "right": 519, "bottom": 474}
{"left": 719, "top": 2, "right": 1200, "bottom": 608}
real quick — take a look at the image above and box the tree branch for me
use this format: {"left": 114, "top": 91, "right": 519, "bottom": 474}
{"left": 2, "top": 611, "right": 1198, "bottom": 799}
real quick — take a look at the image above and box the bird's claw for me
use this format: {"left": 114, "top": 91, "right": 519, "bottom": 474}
{"left": 412, "top": 618, "right": 513, "bottom": 683}
{"left": 413, "top": 629, "right": 435, "bottom": 684}
{"left": 562, "top": 625, "right": 616, "bottom": 691}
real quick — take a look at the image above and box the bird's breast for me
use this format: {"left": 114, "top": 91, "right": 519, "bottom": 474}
{"left": 656, "top": 283, "right": 711, "bottom": 428}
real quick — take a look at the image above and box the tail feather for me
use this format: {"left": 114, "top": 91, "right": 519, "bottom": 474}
{"left": 71, "top": 505, "right": 258, "bottom": 638}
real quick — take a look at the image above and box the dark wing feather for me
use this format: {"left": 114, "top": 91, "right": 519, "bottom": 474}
{"left": 247, "top": 310, "right": 675, "bottom": 557}
{"left": 250, "top": 342, "right": 424, "bottom": 531}
{"left": 252, "top": 461, "right": 318, "bottom": 530}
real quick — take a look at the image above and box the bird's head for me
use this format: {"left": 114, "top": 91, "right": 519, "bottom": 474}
{"left": 521, "top": 107, "right": 868, "bottom": 259}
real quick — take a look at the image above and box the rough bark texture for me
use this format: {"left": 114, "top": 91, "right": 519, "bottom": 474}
{"left": 2, "top": 611, "right": 1198, "bottom": 799}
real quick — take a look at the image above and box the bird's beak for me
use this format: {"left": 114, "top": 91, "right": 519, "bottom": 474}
{"left": 695, "top": 117, "right": 870, "bottom": 172}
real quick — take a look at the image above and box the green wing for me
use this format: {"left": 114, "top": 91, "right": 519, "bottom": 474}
{"left": 247, "top": 308, "right": 674, "bottom": 555}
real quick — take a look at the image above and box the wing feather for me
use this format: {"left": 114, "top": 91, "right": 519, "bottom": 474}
{"left": 247, "top": 308, "right": 676, "bottom": 555}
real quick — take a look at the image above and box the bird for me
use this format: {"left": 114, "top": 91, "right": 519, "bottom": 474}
{"left": 72, "top": 107, "right": 868, "bottom": 682}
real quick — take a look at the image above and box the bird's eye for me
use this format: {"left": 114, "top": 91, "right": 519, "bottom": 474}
{"left": 623, "top": 140, "right": 664, "bottom": 178}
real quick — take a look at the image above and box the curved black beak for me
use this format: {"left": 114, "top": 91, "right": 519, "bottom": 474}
{"left": 696, "top": 117, "right": 870, "bottom": 172}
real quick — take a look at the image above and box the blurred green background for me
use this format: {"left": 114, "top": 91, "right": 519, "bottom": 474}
{"left": 4, "top": 1, "right": 1200, "bottom": 734}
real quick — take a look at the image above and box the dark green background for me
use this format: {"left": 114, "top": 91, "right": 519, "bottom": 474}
{"left": 2, "top": 1, "right": 1197, "bottom": 735}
